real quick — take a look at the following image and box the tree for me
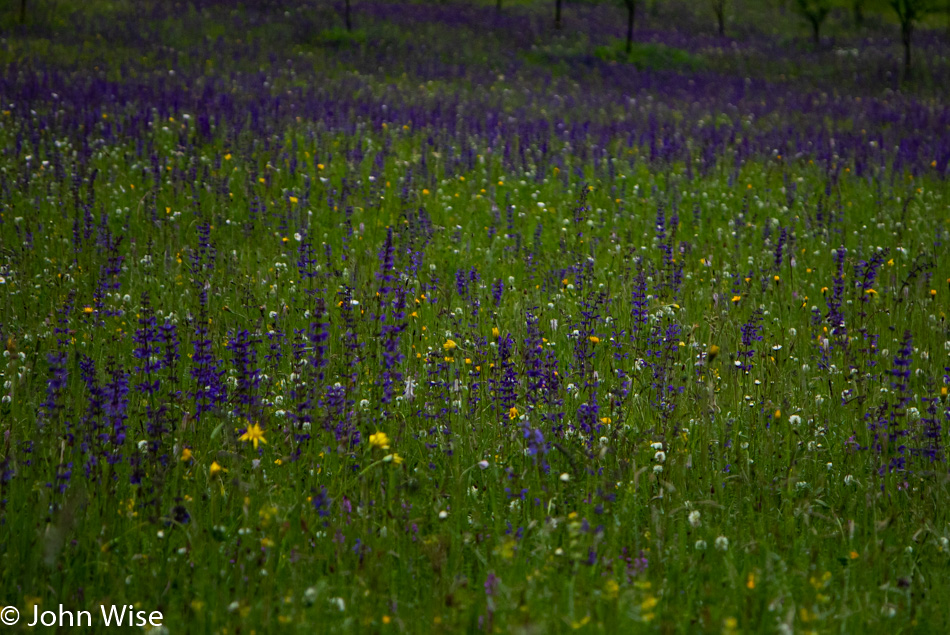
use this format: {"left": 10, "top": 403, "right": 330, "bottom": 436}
{"left": 853, "top": 0, "right": 865, "bottom": 27}
{"left": 344, "top": 0, "right": 352, "bottom": 31}
{"left": 711, "top": 0, "right": 726, "bottom": 36}
{"left": 794, "top": 0, "right": 831, "bottom": 44}
{"left": 555, "top": 0, "right": 562, "bottom": 29}
{"left": 890, "top": 0, "right": 939, "bottom": 76}
{"left": 20, "top": 0, "right": 26, "bottom": 24}
{"left": 624, "top": 0, "right": 637, "bottom": 53}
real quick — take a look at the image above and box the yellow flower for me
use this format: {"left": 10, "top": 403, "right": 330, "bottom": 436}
{"left": 370, "top": 431, "right": 391, "bottom": 450}
{"left": 589, "top": 336, "right": 600, "bottom": 344}
{"left": 508, "top": 407, "right": 519, "bottom": 420}
{"left": 180, "top": 448, "right": 193, "bottom": 462}
{"left": 708, "top": 344, "right": 720, "bottom": 362}
{"left": 239, "top": 423, "right": 267, "bottom": 450}
{"left": 731, "top": 295, "right": 741, "bottom": 303}
{"left": 492, "top": 327, "right": 500, "bottom": 337}
{"left": 209, "top": 461, "right": 225, "bottom": 477}
{"left": 443, "top": 339, "right": 457, "bottom": 351}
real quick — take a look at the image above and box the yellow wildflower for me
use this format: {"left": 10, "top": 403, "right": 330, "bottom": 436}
{"left": 239, "top": 423, "right": 267, "bottom": 450}
{"left": 370, "top": 431, "right": 391, "bottom": 450}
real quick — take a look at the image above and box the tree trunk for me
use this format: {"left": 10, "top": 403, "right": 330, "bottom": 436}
{"left": 20, "top": 0, "right": 26, "bottom": 24}
{"left": 626, "top": 1, "right": 635, "bottom": 54}
{"left": 811, "top": 19, "right": 820, "bottom": 44}
{"left": 716, "top": 5, "right": 725, "bottom": 36}
{"left": 344, "top": 0, "right": 352, "bottom": 31}
{"left": 497, "top": 0, "right": 502, "bottom": 12}
{"left": 853, "top": 0, "right": 864, "bottom": 27}
{"left": 902, "top": 23, "right": 913, "bottom": 77}
{"left": 555, "top": 0, "right": 562, "bottom": 29}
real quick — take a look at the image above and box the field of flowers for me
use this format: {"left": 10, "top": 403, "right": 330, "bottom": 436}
{"left": 1, "top": 0, "right": 949, "bottom": 631}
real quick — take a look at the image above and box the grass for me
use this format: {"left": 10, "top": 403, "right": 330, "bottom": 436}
{"left": 0, "top": 0, "right": 949, "bottom": 633}
{"left": 593, "top": 40, "right": 704, "bottom": 70}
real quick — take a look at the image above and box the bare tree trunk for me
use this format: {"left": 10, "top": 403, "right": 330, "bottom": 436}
{"left": 20, "top": 0, "right": 27, "bottom": 24}
{"left": 715, "top": 2, "right": 725, "bottom": 36}
{"left": 555, "top": 0, "right": 562, "bottom": 29}
{"left": 853, "top": 0, "right": 864, "bottom": 27}
{"left": 902, "top": 23, "right": 913, "bottom": 77}
{"left": 497, "top": 0, "right": 502, "bottom": 12}
{"left": 626, "top": 0, "right": 635, "bottom": 54}
{"left": 811, "top": 18, "right": 820, "bottom": 44}
{"left": 344, "top": 0, "right": 352, "bottom": 31}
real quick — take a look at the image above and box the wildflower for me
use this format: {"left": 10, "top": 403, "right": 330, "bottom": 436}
{"left": 589, "top": 336, "right": 600, "bottom": 344}
{"left": 239, "top": 423, "right": 267, "bottom": 450}
{"left": 715, "top": 535, "right": 729, "bottom": 551}
{"left": 508, "top": 406, "right": 519, "bottom": 420}
{"left": 443, "top": 339, "right": 457, "bottom": 351}
{"left": 707, "top": 344, "right": 720, "bottom": 362}
{"left": 181, "top": 448, "right": 193, "bottom": 462}
{"left": 731, "top": 295, "right": 741, "bottom": 303}
{"left": 209, "top": 461, "right": 225, "bottom": 477}
{"left": 492, "top": 327, "right": 500, "bottom": 337}
{"left": 688, "top": 510, "right": 701, "bottom": 528}
{"left": 695, "top": 540, "right": 707, "bottom": 551}
{"left": 789, "top": 414, "right": 802, "bottom": 426}
{"left": 369, "top": 431, "right": 391, "bottom": 450}
{"left": 560, "top": 473, "right": 570, "bottom": 482}
{"left": 383, "top": 453, "right": 404, "bottom": 465}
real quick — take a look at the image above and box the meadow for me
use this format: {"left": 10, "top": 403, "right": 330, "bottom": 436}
{"left": 1, "top": 0, "right": 950, "bottom": 632}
